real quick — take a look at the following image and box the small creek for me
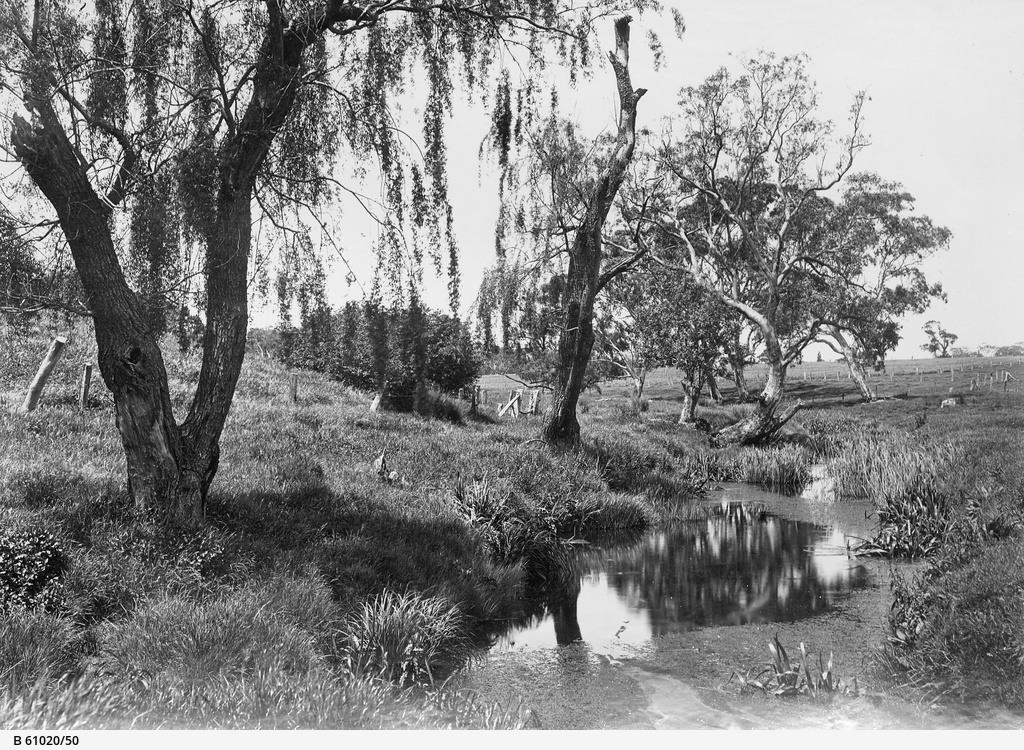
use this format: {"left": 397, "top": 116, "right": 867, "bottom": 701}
{"left": 459, "top": 479, "right": 1024, "bottom": 730}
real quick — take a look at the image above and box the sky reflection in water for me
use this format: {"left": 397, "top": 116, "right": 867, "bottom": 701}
{"left": 496, "top": 490, "right": 876, "bottom": 652}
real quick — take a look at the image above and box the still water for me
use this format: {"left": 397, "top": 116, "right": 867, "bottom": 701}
{"left": 470, "top": 483, "right": 1024, "bottom": 728}
{"left": 494, "top": 483, "right": 878, "bottom": 653}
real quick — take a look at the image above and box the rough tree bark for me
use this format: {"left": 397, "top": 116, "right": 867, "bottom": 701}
{"left": 10, "top": 5, "right": 354, "bottom": 523}
{"left": 543, "top": 16, "right": 646, "bottom": 447}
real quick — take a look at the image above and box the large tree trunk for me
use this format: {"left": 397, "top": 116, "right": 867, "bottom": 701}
{"left": 712, "top": 330, "right": 802, "bottom": 447}
{"left": 544, "top": 17, "right": 645, "bottom": 447}
{"left": 10, "top": 5, "right": 316, "bottom": 522}
{"left": 12, "top": 106, "right": 212, "bottom": 523}
{"left": 544, "top": 250, "right": 601, "bottom": 445}
{"left": 827, "top": 326, "right": 877, "bottom": 401}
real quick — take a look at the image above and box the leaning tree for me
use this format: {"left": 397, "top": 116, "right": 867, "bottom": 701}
{"left": 649, "top": 52, "right": 868, "bottom": 446}
{"left": 1, "top": 0, "right": 657, "bottom": 523}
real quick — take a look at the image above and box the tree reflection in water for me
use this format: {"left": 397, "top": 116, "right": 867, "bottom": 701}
{"left": 503, "top": 502, "right": 872, "bottom": 648}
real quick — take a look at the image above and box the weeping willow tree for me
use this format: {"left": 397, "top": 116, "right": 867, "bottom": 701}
{"left": 2, "top": 0, "right": 659, "bottom": 524}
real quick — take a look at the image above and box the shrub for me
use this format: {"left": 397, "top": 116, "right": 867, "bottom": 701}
{"left": 0, "top": 527, "right": 67, "bottom": 610}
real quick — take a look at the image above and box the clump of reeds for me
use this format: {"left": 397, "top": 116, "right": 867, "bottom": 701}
{"left": 856, "top": 480, "right": 955, "bottom": 558}
{"left": 732, "top": 635, "right": 867, "bottom": 701}
{"left": 671, "top": 445, "right": 813, "bottom": 491}
{"left": 339, "top": 590, "right": 468, "bottom": 686}
{"left": 451, "top": 475, "right": 580, "bottom": 589}
{"left": 820, "top": 424, "right": 969, "bottom": 558}
{"left": 730, "top": 444, "right": 814, "bottom": 489}
{"left": 824, "top": 426, "right": 965, "bottom": 502}
{"left": 587, "top": 433, "right": 707, "bottom": 501}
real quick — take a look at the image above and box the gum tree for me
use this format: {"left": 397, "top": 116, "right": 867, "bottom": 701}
{"left": 1, "top": 0, "right": 654, "bottom": 523}
{"left": 479, "top": 11, "right": 666, "bottom": 446}
{"left": 922, "top": 320, "right": 957, "bottom": 358}
{"left": 813, "top": 173, "right": 949, "bottom": 400}
{"left": 596, "top": 258, "right": 732, "bottom": 420}
{"left": 650, "top": 52, "right": 868, "bottom": 446}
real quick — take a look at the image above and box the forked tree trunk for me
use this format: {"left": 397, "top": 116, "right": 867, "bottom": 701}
{"left": 678, "top": 387, "right": 699, "bottom": 424}
{"left": 712, "top": 332, "right": 802, "bottom": 447}
{"left": 827, "top": 326, "right": 878, "bottom": 401}
{"left": 11, "top": 6, "right": 330, "bottom": 523}
{"left": 12, "top": 107, "right": 215, "bottom": 523}
{"left": 544, "top": 17, "right": 646, "bottom": 447}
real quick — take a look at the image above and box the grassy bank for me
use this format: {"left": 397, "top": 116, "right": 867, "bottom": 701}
{"left": 0, "top": 331, "right": 714, "bottom": 728}
{"left": 800, "top": 399, "right": 1024, "bottom": 707}
{"left": 4, "top": 324, "right": 1023, "bottom": 724}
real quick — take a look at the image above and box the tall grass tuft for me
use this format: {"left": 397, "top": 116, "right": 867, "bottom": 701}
{"left": 91, "top": 587, "right": 327, "bottom": 682}
{"left": 339, "top": 590, "right": 467, "bottom": 686}
{"left": 0, "top": 609, "right": 83, "bottom": 695}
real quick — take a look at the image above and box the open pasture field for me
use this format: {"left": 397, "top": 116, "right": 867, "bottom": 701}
{"left": 478, "top": 356, "right": 1024, "bottom": 418}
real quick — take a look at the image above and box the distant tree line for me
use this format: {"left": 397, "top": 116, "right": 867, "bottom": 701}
{"left": 277, "top": 299, "right": 481, "bottom": 414}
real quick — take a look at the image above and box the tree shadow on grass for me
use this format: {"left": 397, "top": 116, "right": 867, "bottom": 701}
{"left": 204, "top": 483, "right": 524, "bottom": 626}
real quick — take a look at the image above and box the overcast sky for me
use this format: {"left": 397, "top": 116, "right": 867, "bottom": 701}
{"left": 266, "top": 0, "right": 1024, "bottom": 360}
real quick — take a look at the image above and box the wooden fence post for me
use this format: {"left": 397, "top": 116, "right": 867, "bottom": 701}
{"left": 79, "top": 363, "right": 93, "bottom": 410}
{"left": 20, "top": 337, "right": 68, "bottom": 413}
{"left": 288, "top": 373, "right": 298, "bottom": 403}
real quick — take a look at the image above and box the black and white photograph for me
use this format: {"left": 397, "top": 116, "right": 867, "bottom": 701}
{"left": 1, "top": 0, "right": 1023, "bottom": 736}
